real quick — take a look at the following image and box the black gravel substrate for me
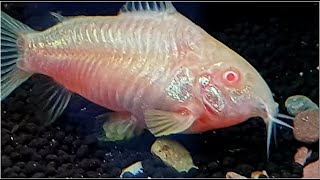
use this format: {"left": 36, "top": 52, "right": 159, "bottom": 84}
{"left": 1, "top": 2, "right": 319, "bottom": 178}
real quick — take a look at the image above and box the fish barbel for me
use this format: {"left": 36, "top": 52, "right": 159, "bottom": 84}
{"left": 1, "top": 2, "right": 293, "bottom": 159}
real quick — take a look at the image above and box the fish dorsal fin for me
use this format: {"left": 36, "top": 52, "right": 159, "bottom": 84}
{"left": 49, "top": 12, "right": 71, "bottom": 22}
{"left": 119, "top": 1, "right": 177, "bottom": 15}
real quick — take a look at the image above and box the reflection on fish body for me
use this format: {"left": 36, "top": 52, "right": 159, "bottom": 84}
{"left": 0, "top": 2, "right": 293, "bottom": 159}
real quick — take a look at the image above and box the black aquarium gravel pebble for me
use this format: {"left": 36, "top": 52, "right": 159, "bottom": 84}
{"left": 1, "top": 2, "right": 319, "bottom": 178}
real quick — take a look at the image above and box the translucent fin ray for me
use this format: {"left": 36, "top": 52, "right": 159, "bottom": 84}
{"left": 1, "top": 47, "right": 18, "bottom": 53}
{"left": 266, "top": 116, "right": 293, "bottom": 161}
{"left": 1, "top": 35, "right": 17, "bottom": 43}
{"left": 270, "top": 117, "right": 293, "bottom": 129}
{"left": 119, "top": 1, "right": 176, "bottom": 15}
{"left": 1, "top": 28, "right": 17, "bottom": 38}
{"left": 50, "top": 12, "right": 66, "bottom": 22}
{"left": 1, "top": 41, "right": 17, "bottom": 47}
{"left": 32, "top": 77, "right": 72, "bottom": 125}
{"left": 1, "top": 11, "right": 35, "bottom": 101}
{"left": 1, "top": 53, "right": 19, "bottom": 60}
{"left": 266, "top": 120, "right": 273, "bottom": 161}
{"left": 1, "top": 69, "right": 32, "bottom": 100}
{"left": 144, "top": 109, "right": 195, "bottom": 137}
{"left": 277, "top": 113, "right": 295, "bottom": 120}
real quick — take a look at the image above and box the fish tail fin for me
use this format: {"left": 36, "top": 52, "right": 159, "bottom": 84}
{"left": 1, "top": 11, "right": 35, "bottom": 101}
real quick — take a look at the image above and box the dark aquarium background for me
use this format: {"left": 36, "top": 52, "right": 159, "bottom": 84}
{"left": 1, "top": 2, "right": 319, "bottom": 178}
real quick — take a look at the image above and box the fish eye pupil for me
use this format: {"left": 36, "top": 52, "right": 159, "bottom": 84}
{"left": 226, "top": 72, "right": 236, "bottom": 81}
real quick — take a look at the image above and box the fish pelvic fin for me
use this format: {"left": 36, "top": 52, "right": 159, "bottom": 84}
{"left": 119, "top": 1, "right": 177, "bottom": 15}
{"left": 1, "top": 11, "right": 36, "bottom": 100}
{"left": 94, "top": 112, "right": 143, "bottom": 142}
{"left": 31, "top": 76, "right": 72, "bottom": 126}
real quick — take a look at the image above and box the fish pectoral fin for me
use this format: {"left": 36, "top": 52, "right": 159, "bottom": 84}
{"left": 32, "top": 76, "right": 72, "bottom": 126}
{"left": 144, "top": 109, "right": 196, "bottom": 137}
{"left": 94, "top": 112, "right": 143, "bottom": 142}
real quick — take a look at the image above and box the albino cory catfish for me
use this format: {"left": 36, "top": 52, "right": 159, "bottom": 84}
{"left": 1, "top": 2, "right": 294, "bottom": 158}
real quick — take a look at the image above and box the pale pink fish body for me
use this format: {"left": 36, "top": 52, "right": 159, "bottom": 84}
{"left": 21, "top": 12, "right": 206, "bottom": 126}
{"left": 18, "top": 7, "right": 275, "bottom": 130}
{"left": 1, "top": 2, "right": 294, "bottom": 156}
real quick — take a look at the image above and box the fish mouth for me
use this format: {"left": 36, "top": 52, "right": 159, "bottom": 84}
{"left": 264, "top": 102, "right": 295, "bottom": 161}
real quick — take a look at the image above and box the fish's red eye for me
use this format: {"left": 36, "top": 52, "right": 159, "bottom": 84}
{"left": 226, "top": 72, "right": 235, "bottom": 81}
{"left": 223, "top": 70, "right": 239, "bottom": 83}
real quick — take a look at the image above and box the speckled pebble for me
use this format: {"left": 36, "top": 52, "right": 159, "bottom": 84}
{"left": 293, "top": 109, "right": 319, "bottom": 143}
{"left": 24, "top": 123, "right": 38, "bottom": 134}
{"left": 63, "top": 135, "right": 74, "bottom": 144}
{"left": 18, "top": 172, "right": 27, "bottom": 178}
{"left": 210, "top": 172, "right": 224, "bottom": 178}
{"left": 32, "top": 172, "right": 46, "bottom": 178}
{"left": 31, "top": 153, "right": 42, "bottom": 161}
{"left": 46, "top": 154, "right": 58, "bottom": 161}
{"left": 2, "top": 168, "right": 14, "bottom": 177}
{"left": 76, "top": 145, "right": 88, "bottom": 158}
{"left": 109, "top": 167, "right": 121, "bottom": 177}
{"left": 54, "top": 131, "right": 65, "bottom": 141}
{"left": 46, "top": 163, "right": 57, "bottom": 175}
{"left": 2, "top": 155, "right": 12, "bottom": 168}
{"left": 38, "top": 148, "right": 50, "bottom": 157}
{"left": 234, "top": 164, "right": 254, "bottom": 177}
{"left": 222, "top": 156, "right": 236, "bottom": 167}
{"left": 94, "top": 150, "right": 106, "bottom": 159}
{"left": 83, "top": 135, "right": 97, "bottom": 145}
{"left": 29, "top": 138, "right": 47, "bottom": 148}
{"left": 11, "top": 166, "right": 21, "bottom": 173}
{"left": 15, "top": 162, "right": 26, "bottom": 169}
{"left": 24, "top": 161, "right": 43, "bottom": 174}
{"left": 101, "top": 173, "right": 112, "bottom": 178}
{"left": 3, "top": 145, "right": 14, "bottom": 154}
{"left": 207, "top": 161, "right": 219, "bottom": 171}
{"left": 10, "top": 152, "right": 20, "bottom": 161}
{"left": 7, "top": 172, "right": 19, "bottom": 178}
{"left": 86, "top": 171, "right": 101, "bottom": 178}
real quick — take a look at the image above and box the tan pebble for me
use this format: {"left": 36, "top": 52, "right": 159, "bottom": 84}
{"left": 293, "top": 109, "right": 319, "bottom": 143}
{"left": 226, "top": 172, "right": 247, "bottom": 179}
{"left": 294, "top": 146, "right": 312, "bottom": 166}
{"left": 251, "top": 170, "right": 269, "bottom": 179}
{"left": 150, "top": 138, "right": 198, "bottom": 173}
{"left": 302, "top": 160, "right": 320, "bottom": 178}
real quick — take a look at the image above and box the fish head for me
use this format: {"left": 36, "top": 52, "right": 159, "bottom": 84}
{"left": 192, "top": 37, "right": 293, "bottom": 159}
{"left": 194, "top": 38, "right": 292, "bottom": 132}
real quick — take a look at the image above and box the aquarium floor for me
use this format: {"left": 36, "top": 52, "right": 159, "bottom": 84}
{"left": 1, "top": 7, "right": 319, "bottom": 178}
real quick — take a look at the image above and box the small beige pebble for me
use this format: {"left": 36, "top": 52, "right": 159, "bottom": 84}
{"left": 294, "top": 146, "right": 312, "bottom": 166}
{"left": 151, "top": 138, "right": 198, "bottom": 173}
{"left": 251, "top": 170, "right": 269, "bottom": 179}
{"left": 226, "top": 172, "right": 247, "bottom": 179}
{"left": 293, "top": 109, "right": 319, "bottom": 143}
{"left": 302, "top": 160, "right": 320, "bottom": 178}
